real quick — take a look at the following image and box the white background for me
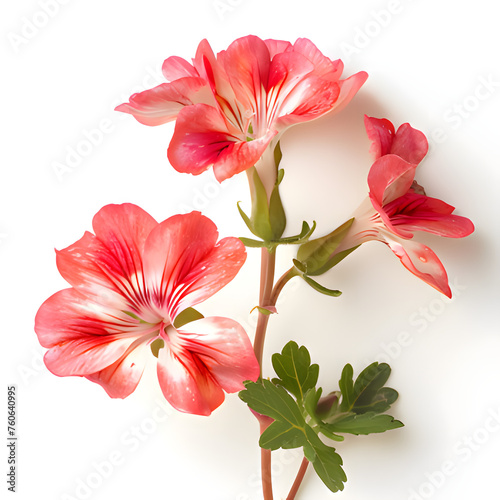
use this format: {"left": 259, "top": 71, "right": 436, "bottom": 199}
{"left": 2, "top": 1, "right": 500, "bottom": 499}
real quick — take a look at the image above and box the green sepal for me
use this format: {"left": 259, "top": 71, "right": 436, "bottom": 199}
{"left": 302, "top": 275, "right": 342, "bottom": 297}
{"left": 276, "top": 221, "right": 316, "bottom": 245}
{"left": 296, "top": 218, "right": 356, "bottom": 276}
{"left": 150, "top": 338, "right": 164, "bottom": 358}
{"left": 251, "top": 305, "right": 277, "bottom": 316}
{"left": 269, "top": 169, "right": 286, "bottom": 240}
{"left": 239, "top": 221, "right": 316, "bottom": 251}
{"left": 249, "top": 167, "right": 273, "bottom": 241}
{"left": 271, "top": 341, "right": 319, "bottom": 402}
{"left": 173, "top": 307, "right": 204, "bottom": 328}
{"left": 237, "top": 167, "right": 274, "bottom": 241}
{"left": 274, "top": 140, "right": 283, "bottom": 168}
{"left": 238, "top": 236, "right": 268, "bottom": 248}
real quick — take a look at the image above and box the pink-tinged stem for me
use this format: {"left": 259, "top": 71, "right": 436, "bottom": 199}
{"left": 286, "top": 457, "right": 309, "bottom": 500}
{"left": 253, "top": 248, "right": 276, "bottom": 371}
{"left": 254, "top": 262, "right": 298, "bottom": 500}
{"left": 260, "top": 420, "right": 274, "bottom": 500}
{"left": 254, "top": 248, "right": 276, "bottom": 500}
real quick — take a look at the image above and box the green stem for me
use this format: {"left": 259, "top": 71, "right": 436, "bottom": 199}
{"left": 286, "top": 457, "right": 309, "bottom": 500}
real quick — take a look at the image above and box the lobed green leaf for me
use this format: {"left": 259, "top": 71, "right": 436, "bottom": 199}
{"left": 271, "top": 341, "right": 319, "bottom": 402}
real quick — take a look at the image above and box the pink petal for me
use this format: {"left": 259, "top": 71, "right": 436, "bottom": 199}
{"left": 391, "top": 123, "right": 428, "bottom": 164}
{"left": 35, "top": 288, "right": 148, "bottom": 376}
{"left": 368, "top": 155, "right": 417, "bottom": 206}
{"left": 221, "top": 35, "right": 271, "bottom": 115}
{"left": 156, "top": 342, "right": 224, "bottom": 416}
{"left": 364, "top": 115, "right": 395, "bottom": 159}
{"left": 168, "top": 104, "right": 274, "bottom": 181}
{"left": 383, "top": 234, "right": 452, "bottom": 297}
{"left": 86, "top": 339, "right": 150, "bottom": 398}
{"left": 212, "top": 132, "right": 276, "bottom": 182}
{"left": 292, "top": 38, "right": 343, "bottom": 80}
{"left": 56, "top": 204, "right": 157, "bottom": 298}
{"left": 329, "top": 71, "right": 368, "bottom": 114}
{"left": 273, "top": 76, "right": 340, "bottom": 130}
{"left": 156, "top": 317, "right": 259, "bottom": 415}
{"left": 142, "top": 212, "right": 246, "bottom": 319}
{"left": 176, "top": 317, "right": 259, "bottom": 392}
{"left": 384, "top": 193, "right": 475, "bottom": 238}
{"left": 162, "top": 56, "right": 199, "bottom": 81}
{"left": 115, "top": 78, "right": 213, "bottom": 126}
{"left": 192, "top": 38, "right": 221, "bottom": 86}
{"left": 264, "top": 38, "right": 293, "bottom": 58}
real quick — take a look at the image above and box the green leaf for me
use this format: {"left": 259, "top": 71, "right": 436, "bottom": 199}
{"left": 338, "top": 362, "right": 400, "bottom": 414}
{"left": 304, "top": 387, "right": 323, "bottom": 420}
{"left": 296, "top": 218, "right": 356, "bottom": 276}
{"left": 173, "top": 307, "right": 204, "bottom": 328}
{"left": 326, "top": 412, "right": 404, "bottom": 435}
{"left": 302, "top": 275, "right": 342, "bottom": 297}
{"left": 271, "top": 341, "right": 319, "bottom": 402}
{"left": 338, "top": 364, "right": 354, "bottom": 412}
{"left": 317, "top": 423, "right": 344, "bottom": 442}
{"left": 355, "top": 387, "right": 399, "bottom": 414}
{"left": 239, "top": 379, "right": 306, "bottom": 427}
{"left": 259, "top": 420, "right": 307, "bottom": 450}
{"left": 305, "top": 426, "right": 346, "bottom": 492}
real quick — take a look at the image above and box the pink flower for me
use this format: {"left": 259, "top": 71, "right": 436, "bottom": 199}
{"left": 116, "top": 35, "right": 367, "bottom": 183}
{"left": 35, "top": 204, "right": 259, "bottom": 416}
{"left": 335, "top": 116, "right": 474, "bottom": 297}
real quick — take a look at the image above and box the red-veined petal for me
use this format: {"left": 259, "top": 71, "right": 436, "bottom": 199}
{"left": 142, "top": 212, "right": 246, "bottom": 319}
{"left": 176, "top": 317, "right": 259, "bottom": 392}
{"left": 35, "top": 288, "right": 153, "bottom": 375}
{"left": 157, "top": 342, "right": 224, "bottom": 416}
{"left": 168, "top": 104, "right": 274, "bottom": 180}
{"left": 221, "top": 35, "right": 271, "bottom": 115}
{"left": 85, "top": 339, "right": 150, "bottom": 398}
{"left": 384, "top": 193, "right": 475, "bottom": 237}
{"left": 115, "top": 78, "right": 212, "bottom": 126}
{"left": 383, "top": 234, "right": 452, "bottom": 297}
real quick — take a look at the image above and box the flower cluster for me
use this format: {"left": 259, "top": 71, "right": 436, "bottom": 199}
{"left": 35, "top": 35, "right": 474, "bottom": 485}
{"left": 116, "top": 35, "right": 367, "bottom": 186}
